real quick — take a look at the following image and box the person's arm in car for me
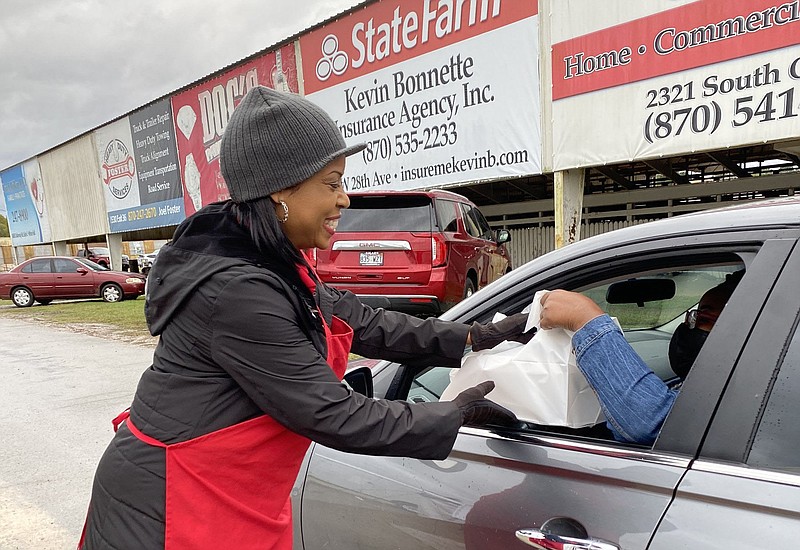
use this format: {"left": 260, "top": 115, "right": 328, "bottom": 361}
{"left": 540, "top": 290, "right": 677, "bottom": 445}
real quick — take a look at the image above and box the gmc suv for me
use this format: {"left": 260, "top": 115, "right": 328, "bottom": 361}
{"left": 313, "top": 190, "right": 512, "bottom": 315}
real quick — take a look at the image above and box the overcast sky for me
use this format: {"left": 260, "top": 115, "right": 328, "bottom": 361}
{"left": 0, "top": 0, "right": 359, "bottom": 215}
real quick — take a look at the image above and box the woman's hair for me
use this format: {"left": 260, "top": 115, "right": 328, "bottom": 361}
{"left": 229, "top": 196, "right": 311, "bottom": 271}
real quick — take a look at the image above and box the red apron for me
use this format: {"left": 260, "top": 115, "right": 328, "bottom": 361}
{"left": 80, "top": 266, "right": 352, "bottom": 550}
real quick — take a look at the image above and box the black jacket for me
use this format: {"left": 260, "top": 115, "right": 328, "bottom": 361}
{"left": 82, "top": 202, "right": 470, "bottom": 549}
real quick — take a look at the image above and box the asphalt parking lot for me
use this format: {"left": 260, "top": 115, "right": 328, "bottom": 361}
{"left": 0, "top": 318, "right": 154, "bottom": 550}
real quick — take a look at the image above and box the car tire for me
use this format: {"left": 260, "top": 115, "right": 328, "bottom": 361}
{"left": 101, "top": 283, "right": 124, "bottom": 303}
{"left": 36, "top": 299, "right": 53, "bottom": 305}
{"left": 12, "top": 286, "right": 34, "bottom": 308}
{"left": 463, "top": 278, "right": 476, "bottom": 299}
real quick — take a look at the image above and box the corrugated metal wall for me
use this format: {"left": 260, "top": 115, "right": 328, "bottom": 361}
{"left": 507, "top": 219, "right": 657, "bottom": 268}
{"left": 38, "top": 135, "right": 109, "bottom": 241}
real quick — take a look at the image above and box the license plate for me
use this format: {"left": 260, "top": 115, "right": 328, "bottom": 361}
{"left": 359, "top": 251, "right": 383, "bottom": 266}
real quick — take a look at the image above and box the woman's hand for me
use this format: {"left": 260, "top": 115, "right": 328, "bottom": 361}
{"left": 539, "top": 290, "right": 604, "bottom": 332}
{"left": 469, "top": 313, "right": 534, "bottom": 351}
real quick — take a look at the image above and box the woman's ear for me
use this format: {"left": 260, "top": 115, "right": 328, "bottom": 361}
{"left": 269, "top": 192, "right": 282, "bottom": 204}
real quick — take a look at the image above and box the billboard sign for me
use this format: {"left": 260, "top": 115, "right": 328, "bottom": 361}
{"left": 552, "top": 0, "right": 800, "bottom": 169}
{"left": 0, "top": 159, "right": 52, "bottom": 245}
{"left": 171, "top": 45, "right": 299, "bottom": 215}
{"left": 299, "top": 0, "right": 541, "bottom": 192}
{"left": 94, "top": 98, "right": 184, "bottom": 232}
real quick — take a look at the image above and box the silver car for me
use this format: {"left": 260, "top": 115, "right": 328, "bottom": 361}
{"left": 292, "top": 197, "right": 800, "bottom": 549}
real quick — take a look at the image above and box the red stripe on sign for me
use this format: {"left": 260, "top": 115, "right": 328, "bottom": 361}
{"left": 301, "top": 0, "right": 537, "bottom": 95}
{"left": 552, "top": 0, "right": 800, "bottom": 100}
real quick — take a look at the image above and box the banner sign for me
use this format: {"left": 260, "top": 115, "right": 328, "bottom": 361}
{"left": 171, "top": 45, "right": 298, "bottom": 215}
{"left": 552, "top": 0, "right": 800, "bottom": 169}
{"left": 94, "top": 98, "right": 184, "bottom": 232}
{"left": 299, "top": 0, "right": 541, "bottom": 192}
{"left": 0, "top": 159, "right": 52, "bottom": 245}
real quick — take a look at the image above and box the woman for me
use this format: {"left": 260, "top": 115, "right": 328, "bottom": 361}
{"left": 79, "top": 87, "right": 529, "bottom": 549}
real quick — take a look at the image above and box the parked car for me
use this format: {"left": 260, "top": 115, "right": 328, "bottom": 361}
{"left": 76, "top": 247, "right": 111, "bottom": 269}
{"left": 293, "top": 196, "right": 800, "bottom": 549}
{"left": 313, "top": 190, "right": 512, "bottom": 315}
{"left": 0, "top": 256, "right": 146, "bottom": 306}
{"left": 137, "top": 249, "right": 160, "bottom": 274}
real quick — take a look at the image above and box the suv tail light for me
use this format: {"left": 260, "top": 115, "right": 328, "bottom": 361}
{"left": 432, "top": 234, "right": 448, "bottom": 267}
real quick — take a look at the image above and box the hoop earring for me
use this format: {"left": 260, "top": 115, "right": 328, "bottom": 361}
{"left": 277, "top": 200, "right": 289, "bottom": 223}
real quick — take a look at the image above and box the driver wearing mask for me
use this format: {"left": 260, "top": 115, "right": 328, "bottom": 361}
{"left": 668, "top": 271, "right": 742, "bottom": 379}
{"left": 538, "top": 270, "right": 743, "bottom": 445}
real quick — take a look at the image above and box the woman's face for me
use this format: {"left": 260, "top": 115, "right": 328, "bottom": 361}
{"left": 271, "top": 155, "right": 349, "bottom": 250}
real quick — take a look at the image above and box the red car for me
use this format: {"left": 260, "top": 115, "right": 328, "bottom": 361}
{"left": 0, "top": 256, "right": 146, "bottom": 307}
{"left": 313, "top": 190, "right": 512, "bottom": 315}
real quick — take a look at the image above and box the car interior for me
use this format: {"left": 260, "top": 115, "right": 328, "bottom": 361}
{"left": 397, "top": 257, "right": 748, "bottom": 447}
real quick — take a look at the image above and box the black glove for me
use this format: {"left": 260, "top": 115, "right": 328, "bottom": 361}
{"left": 470, "top": 312, "right": 535, "bottom": 351}
{"left": 452, "top": 381, "right": 519, "bottom": 427}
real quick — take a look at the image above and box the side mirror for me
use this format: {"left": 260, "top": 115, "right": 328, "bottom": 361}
{"left": 76, "top": 267, "right": 89, "bottom": 274}
{"left": 495, "top": 229, "right": 511, "bottom": 244}
{"left": 344, "top": 366, "right": 374, "bottom": 397}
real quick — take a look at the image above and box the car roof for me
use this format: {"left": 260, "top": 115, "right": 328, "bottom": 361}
{"left": 21, "top": 256, "right": 83, "bottom": 261}
{"left": 444, "top": 196, "right": 800, "bottom": 320}
{"left": 570, "top": 196, "right": 800, "bottom": 251}
{"left": 347, "top": 189, "right": 471, "bottom": 203}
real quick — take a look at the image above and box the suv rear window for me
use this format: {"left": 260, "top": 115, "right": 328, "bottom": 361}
{"left": 339, "top": 195, "right": 435, "bottom": 232}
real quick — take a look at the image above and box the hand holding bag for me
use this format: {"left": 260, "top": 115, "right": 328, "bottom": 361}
{"left": 441, "top": 290, "right": 605, "bottom": 428}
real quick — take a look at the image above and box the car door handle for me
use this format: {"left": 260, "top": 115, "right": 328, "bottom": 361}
{"left": 515, "top": 529, "right": 618, "bottom": 550}
{"left": 516, "top": 518, "right": 618, "bottom": 550}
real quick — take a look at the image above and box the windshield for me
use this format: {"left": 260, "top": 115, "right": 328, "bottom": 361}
{"left": 581, "top": 265, "right": 743, "bottom": 331}
{"left": 76, "top": 258, "right": 109, "bottom": 271}
{"left": 338, "top": 195, "right": 434, "bottom": 232}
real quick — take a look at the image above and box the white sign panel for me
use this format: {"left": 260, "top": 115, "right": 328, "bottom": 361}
{"left": 94, "top": 118, "right": 142, "bottom": 212}
{"left": 300, "top": 0, "right": 541, "bottom": 192}
{"left": 552, "top": 0, "right": 800, "bottom": 169}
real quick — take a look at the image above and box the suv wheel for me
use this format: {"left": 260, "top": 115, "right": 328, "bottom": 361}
{"left": 463, "top": 278, "right": 476, "bottom": 299}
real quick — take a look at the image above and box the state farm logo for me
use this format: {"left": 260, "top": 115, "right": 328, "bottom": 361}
{"left": 315, "top": 34, "right": 349, "bottom": 81}
{"left": 101, "top": 139, "right": 136, "bottom": 199}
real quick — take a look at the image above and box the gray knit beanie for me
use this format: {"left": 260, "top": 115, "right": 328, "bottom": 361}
{"left": 220, "top": 86, "right": 365, "bottom": 202}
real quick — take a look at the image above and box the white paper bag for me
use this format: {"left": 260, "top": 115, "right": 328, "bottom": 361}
{"left": 441, "top": 290, "right": 605, "bottom": 428}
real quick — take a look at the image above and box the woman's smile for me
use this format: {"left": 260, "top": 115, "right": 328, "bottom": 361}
{"left": 323, "top": 217, "right": 340, "bottom": 236}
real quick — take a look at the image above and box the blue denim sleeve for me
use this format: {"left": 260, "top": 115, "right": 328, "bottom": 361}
{"left": 572, "top": 315, "right": 677, "bottom": 444}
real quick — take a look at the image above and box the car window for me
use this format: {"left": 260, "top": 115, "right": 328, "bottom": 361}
{"left": 747, "top": 322, "right": 800, "bottom": 473}
{"left": 75, "top": 258, "right": 108, "bottom": 271}
{"left": 23, "top": 259, "right": 52, "bottom": 273}
{"left": 54, "top": 258, "right": 80, "bottom": 273}
{"left": 338, "top": 195, "right": 434, "bottom": 232}
{"left": 581, "top": 266, "right": 737, "bottom": 331}
{"left": 471, "top": 207, "right": 493, "bottom": 239}
{"left": 407, "top": 260, "right": 744, "bottom": 443}
{"left": 460, "top": 204, "right": 482, "bottom": 238}
{"left": 435, "top": 199, "right": 459, "bottom": 233}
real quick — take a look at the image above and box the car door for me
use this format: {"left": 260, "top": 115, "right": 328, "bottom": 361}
{"left": 649, "top": 238, "right": 800, "bottom": 548}
{"left": 53, "top": 258, "right": 93, "bottom": 297}
{"left": 454, "top": 203, "right": 491, "bottom": 288}
{"left": 470, "top": 205, "right": 509, "bottom": 284}
{"left": 296, "top": 233, "right": 791, "bottom": 550}
{"left": 19, "top": 258, "right": 55, "bottom": 297}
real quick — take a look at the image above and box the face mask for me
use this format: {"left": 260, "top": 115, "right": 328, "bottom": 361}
{"left": 669, "top": 322, "right": 709, "bottom": 379}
